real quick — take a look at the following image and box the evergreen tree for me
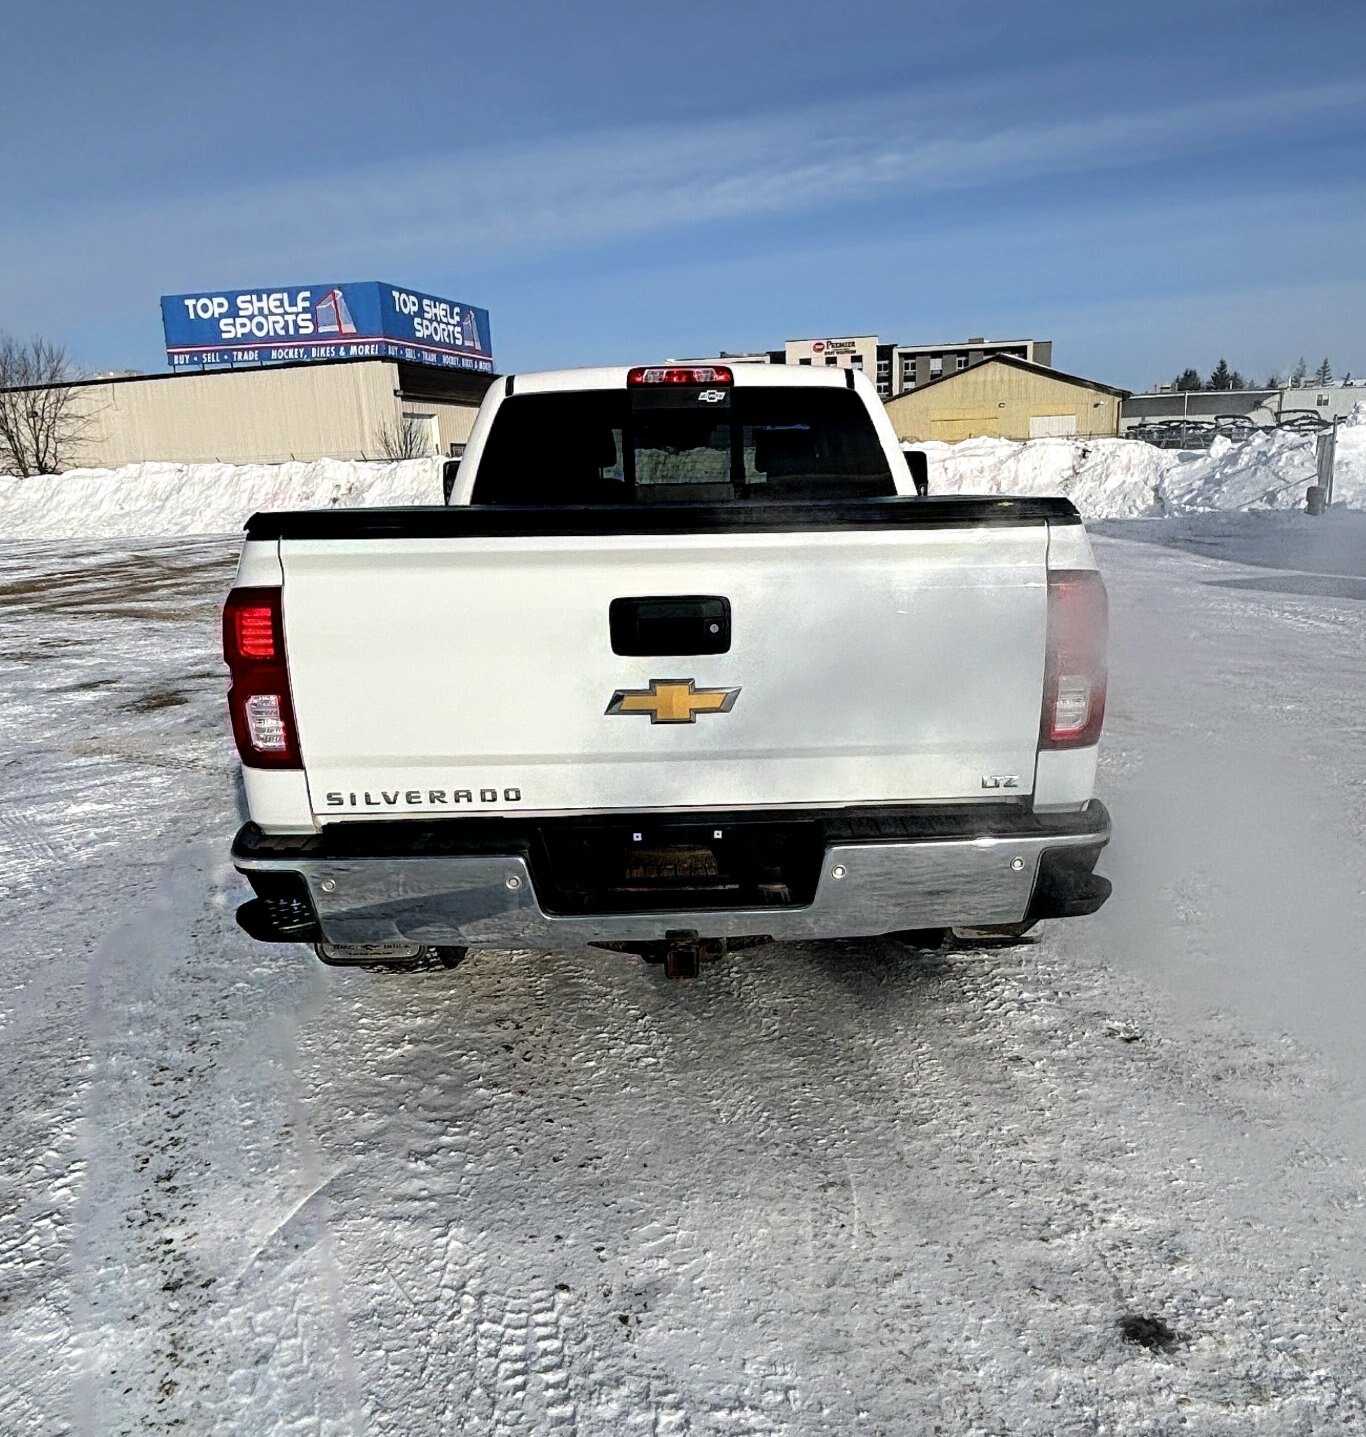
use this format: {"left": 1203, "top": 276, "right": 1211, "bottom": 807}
{"left": 1290, "top": 357, "right": 1309, "bottom": 386}
{"left": 1207, "top": 358, "right": 1232, "bottom": 390}
{"left": 1228, "top": 369, "right": 1246, "bottom": 390}
{"left": 1173, "top": 367, "right": 1203, "bottom": 391}
{"left": 1314, "top": 357, "right": 1333, "bottom": 385}
{"left": 1265, "top": 373, "right": 1282, "bottom": 388}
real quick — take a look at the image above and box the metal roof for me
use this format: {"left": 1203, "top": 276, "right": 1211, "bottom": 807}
{"left": 886, "top": 353, "right": 1130, "bottom": 402}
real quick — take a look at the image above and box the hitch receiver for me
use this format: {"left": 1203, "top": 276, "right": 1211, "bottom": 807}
{"left": 663, "top": 929, "right": 701, "bottom": 980}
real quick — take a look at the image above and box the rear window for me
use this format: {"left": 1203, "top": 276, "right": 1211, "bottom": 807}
{"left": 470, "top": 386, "right": 896, "bottom": 505}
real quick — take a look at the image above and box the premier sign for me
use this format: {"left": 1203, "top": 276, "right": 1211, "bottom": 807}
{"left": 160, "top": 282, "right": 493, "bottom": 373}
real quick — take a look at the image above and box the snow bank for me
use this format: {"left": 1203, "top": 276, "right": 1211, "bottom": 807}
{"left": 917, "top": 435, "right": 1171, "bottom": 518}
{"left": 1, "top": 417, "right": 1363, "bottom": 540}
{"left": 0, "top": 456, "right": 443, "bottom": 541}
{"left": 921, "top": 416, "right": 1366, "bottom": 518}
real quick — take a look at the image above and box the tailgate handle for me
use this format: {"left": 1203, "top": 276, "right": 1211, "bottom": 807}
{"left": 610, "top": 595, "right": 731, "bottom": 656}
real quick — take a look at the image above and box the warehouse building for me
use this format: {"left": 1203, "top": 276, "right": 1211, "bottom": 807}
{"left": 884, "top": 354, "right": 1128, "bottom": 442}
{"left": 23, "top": 357, "right": 494, "bottom": 468}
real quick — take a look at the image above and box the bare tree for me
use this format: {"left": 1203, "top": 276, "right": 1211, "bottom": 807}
{"left": 0, "top": 334, "right": 91, "bottom": 475}
{"left": 376, "top": 413, "right": 434, "bottom": 460}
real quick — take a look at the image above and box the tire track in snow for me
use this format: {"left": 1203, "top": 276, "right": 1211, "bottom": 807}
{"left": 0, "top": 808, "right": 64, "bottom": 907}
{"left": 74, "top": 842, "right": 368, "bottom": 1437}
{"left": 568, "top": 933, "right": 1366, "bottom": 1436}
{"left": 298, "top": 954, "right": 604, "bottom": 1437}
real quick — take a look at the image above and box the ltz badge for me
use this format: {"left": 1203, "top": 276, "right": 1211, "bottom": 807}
{"left": 606, "top": 679, "right": 741, "bottom": 724}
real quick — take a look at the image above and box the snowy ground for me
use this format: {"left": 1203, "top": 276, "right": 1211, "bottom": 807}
{"left": 3, "top": 510, "right": 1366, "bottom": 1434}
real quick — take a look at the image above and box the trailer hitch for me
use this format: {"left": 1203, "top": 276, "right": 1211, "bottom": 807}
{"left": 594, "top": 932, "right": 770, "bottom": 978}
{"left": 602, "top": 929, "right": 711, "bottom": 978}
{"left": 662, "top": 930, "right": 702, "bottom": 980}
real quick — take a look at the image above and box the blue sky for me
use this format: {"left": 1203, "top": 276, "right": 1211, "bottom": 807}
{"left": 2, "top": 0, "right": 1364, "bottom": 389}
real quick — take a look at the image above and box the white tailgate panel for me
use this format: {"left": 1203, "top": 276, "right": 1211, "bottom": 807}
{"left": 280, "top": 528, "right": 1049, "bottom": 818}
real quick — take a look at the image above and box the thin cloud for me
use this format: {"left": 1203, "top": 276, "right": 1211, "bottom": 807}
{"left": 1, "top": 79, "right": 1361, "bottom": 335}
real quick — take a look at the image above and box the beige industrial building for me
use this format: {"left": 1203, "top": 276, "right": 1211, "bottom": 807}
{"left": 9, "top": 357, "right": 494, "bottom": 469}
{"left": 885, "top": 354, "right": 1128, "bottom": 442}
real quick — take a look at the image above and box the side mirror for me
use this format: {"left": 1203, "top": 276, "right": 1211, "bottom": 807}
{"left": 904, "top": 449, "right": 929, "bottom": 496}
{"left": 442, "top": 459, "right": 461, "bottom": 505}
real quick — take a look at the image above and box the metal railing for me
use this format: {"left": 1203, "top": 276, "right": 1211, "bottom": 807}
{"left": 1124, "top": 411, "right": 1333, "bottom": 451}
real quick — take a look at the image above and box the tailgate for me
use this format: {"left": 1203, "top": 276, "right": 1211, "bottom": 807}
{"left": 278, "top": 523, "right": 1050, "bottom": 819}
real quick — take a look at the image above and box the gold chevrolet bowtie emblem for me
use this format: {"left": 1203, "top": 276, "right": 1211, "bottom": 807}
{"left": 606, "top": 678, "right": 741, "bottom": 724}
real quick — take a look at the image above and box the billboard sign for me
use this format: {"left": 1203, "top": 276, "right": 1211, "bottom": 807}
{"left": 160, "top": 282, "right": 493, "bottom": 372}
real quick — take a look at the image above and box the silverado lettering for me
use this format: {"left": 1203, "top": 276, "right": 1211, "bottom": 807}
{"left": 323, "top": 788, "right": 523, "bottom": 807}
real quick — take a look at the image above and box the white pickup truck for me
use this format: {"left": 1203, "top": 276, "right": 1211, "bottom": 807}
{"left": 226, "top": 363, "right": 1110, "bottom": 977}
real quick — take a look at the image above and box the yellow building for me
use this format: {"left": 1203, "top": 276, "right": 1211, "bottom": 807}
{"left": 885, "top": 354, "right": 1128, "bottom": 443}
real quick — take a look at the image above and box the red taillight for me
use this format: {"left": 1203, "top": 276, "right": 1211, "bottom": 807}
{"left": 1041, "top": 569, "right": 1108, "bottom": 749}
{"left": 627, "top": 365, "right": 733, "bottom": 386}
{"left": 230, "top": 603, "right": 278, "bottom": 660}
{"left": 223, "top": 586, "right": 301, "bottom": 768}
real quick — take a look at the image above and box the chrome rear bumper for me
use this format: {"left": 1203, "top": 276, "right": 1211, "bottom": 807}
{"left": 233, "top": 802, "right": 1110, "bottom": 948}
